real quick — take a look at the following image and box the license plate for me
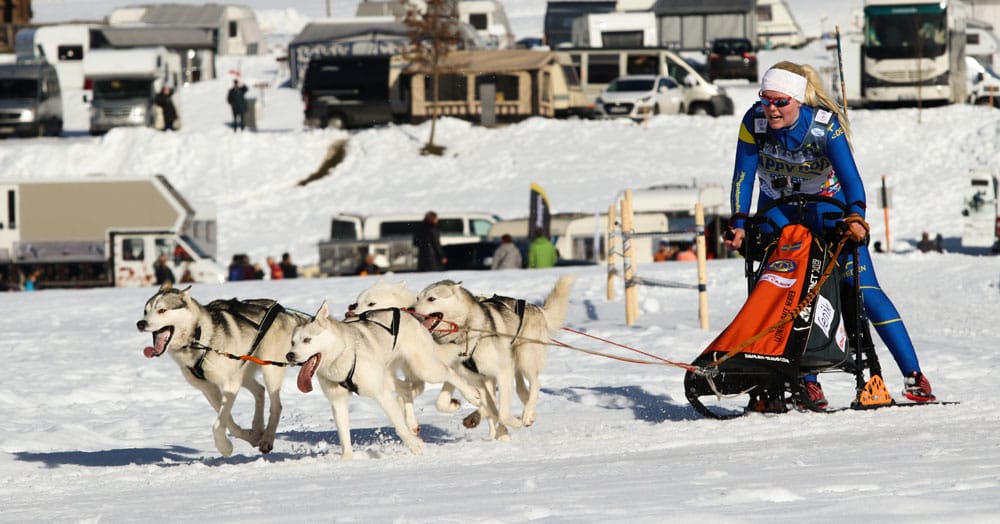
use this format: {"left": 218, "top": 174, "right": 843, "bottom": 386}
{"left": 0, "top": 126, "right": 14, "bottom": 134}
{"left": 608, "top": 106, "right": 628, "bottom": 114}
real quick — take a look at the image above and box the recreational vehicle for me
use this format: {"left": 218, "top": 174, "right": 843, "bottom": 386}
{"left": 0, "top": 60, "right": 64, "bottom": 138}
{"left": 401, "top": 49, "right": 589, "bottom": 122}
{"left": 570, "top": 11, "right": 658, "bottom": 48}
{"left": 966, "top": 18, "right": 1000, "bottom": 67}
{"left": 458, "top": 0, "right": 516, "bottom": 49}
{"left": 544, "top": 0, "right": 617, "bottom": 48}
{"left": 756, "top": 0, "right": 807, "bottom": 48}
{"left": 0, "top": 175, "right": 226, "bottom": 288}
{"left": 14, "top": 24, "right": 92, "bottom": 90}
{"left": 107, "top": 3, "right": 263, "bottom": 56}
{"left": 83, "top": 46, "right": 180, "bottom": 134}
{"left": 960, "top": 169, "right": 1000, "bottom": 252}
{"left": 862, "top": 0, "right": 970, "bottom": 106}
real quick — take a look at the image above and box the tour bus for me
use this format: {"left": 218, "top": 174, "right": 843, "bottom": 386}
{"left": 862, "top": 0, "right": 970, "bottom": 105}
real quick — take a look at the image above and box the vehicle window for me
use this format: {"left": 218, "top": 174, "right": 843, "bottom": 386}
{"left": 155, "top": 238, "right": 175, "bottom": 259}
{"left": 602, "top": 31, "right": 643, "bottom": 48}
{"left": 93, "top": 79, "right": 154, "bottom": 100}
{"left": 0, "top": 78, "right": 37, "bottom": 99}
{"left": 380, "top": 221, "right": 420, "bottom": 237}
{"left": 57, "top": 45, "right": 83, "bottom": 61}
{"left": 626, "top": 54, "right": 658, "bottom": 75}
{"left": 425, "top": 74, "right": 467, "bottom": 101}
{"left": 586, "top": 54, "right": 619, "bottom": 84}
{"left": 561, "top": 64, "right": 580, "bottom": 87}
{"left": 438, "top": 218, "right": 464, "bottom": 235}
{"left": 469, "top": 13, "right": 488, "bottom": 30}
{"left": 470, "top": 219, "right": 492, "bottom": 236}
{"left": 330, "top": 219, "right": 358, "bottom": 240}
{"left": 122, "top": 238, "right": 144, "bottom": 261}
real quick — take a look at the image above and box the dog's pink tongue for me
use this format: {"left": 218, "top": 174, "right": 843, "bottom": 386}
{"left": 297, "top": 354, "right": 321, "bottom": 393}
{"left": 143, "top": 329, "right": 171, "bottom": 358}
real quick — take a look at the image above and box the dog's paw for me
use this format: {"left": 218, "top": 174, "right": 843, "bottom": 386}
{"left": 406, "top": 439, "right": 425, "bottom": 455}
{"left": 258, "top": 440, "right": 274, "bottom": 454}
{"left": 341, "top": 450, "right": 354, "bottom": 461}
{"left": 437, "top": 398, "right": 461, "bottom": 413}
{"left": 215, "top": 438, "right": 234, "bottom": 457}
{"left": 462, "top": 410, "right": 482, "bottom": 429}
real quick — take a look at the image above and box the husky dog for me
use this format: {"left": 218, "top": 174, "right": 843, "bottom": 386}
{"left": 287, "top": 302, "right": 482, "bottom": 460}
{"left": 347, "top": 278, "right": 417, "bottom": 317}
{"left": 414, "top": 275, "right": 576, "bottom": 439}
{"left": 136, "top": 286, "right": 311, "bottom": 456}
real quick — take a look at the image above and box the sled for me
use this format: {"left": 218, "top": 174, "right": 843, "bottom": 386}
{"left": 684, "top": 194, "right": 889, "bottom": 419}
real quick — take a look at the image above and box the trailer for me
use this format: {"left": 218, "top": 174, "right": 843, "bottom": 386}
{"left": 961, "top": 169, "right": 1000, "bottom": 252}
{"left": 0, "top": 175, "right": 226, "bottom": 289}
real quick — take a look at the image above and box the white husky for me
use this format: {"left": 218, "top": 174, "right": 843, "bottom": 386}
{"left": 414, "top": 275, "right": 576, "bottom": 439}
{"left": 287, "top": 301, "right": 482, "bottom": 460}
{"left": 136, "top": 286, "right": 311, "bottom": 456}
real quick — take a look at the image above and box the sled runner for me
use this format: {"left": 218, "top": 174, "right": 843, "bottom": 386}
{"left": 684, "top": 194, "right": 890, "bottom": 419}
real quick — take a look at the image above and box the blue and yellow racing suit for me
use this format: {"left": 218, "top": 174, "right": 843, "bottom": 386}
{"left": 730, "top": 103, "right": 922, "bottom": 376}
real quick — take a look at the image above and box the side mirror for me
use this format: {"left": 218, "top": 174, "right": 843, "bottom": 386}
{"left": 976, "top": 72, "right": 985, "bottom": 84}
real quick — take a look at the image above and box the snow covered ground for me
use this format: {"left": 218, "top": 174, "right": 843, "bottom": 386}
{"left": 3, "top": 1, "right": 1000, "bottom": 522}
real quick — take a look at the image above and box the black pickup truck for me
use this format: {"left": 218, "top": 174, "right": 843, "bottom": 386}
{"left": 301, "top": 55, "right": 394, "bottom": 129}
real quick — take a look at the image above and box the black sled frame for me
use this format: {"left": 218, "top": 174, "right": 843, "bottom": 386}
{"left": 684, "top": 194, "right": 886, "bottom": 419}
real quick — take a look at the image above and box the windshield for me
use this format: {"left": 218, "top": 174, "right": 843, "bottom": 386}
{"left": 607, "top": 78, "right": 654, "bottom": 92}
{"left": 93, "top": 78, "right": 154, "bottom": 100}
{"left": 865, "top": 8, "right": 947, "bottom": 59}
{"left": 0, "top": 78, "right": 38, "bottom": 99}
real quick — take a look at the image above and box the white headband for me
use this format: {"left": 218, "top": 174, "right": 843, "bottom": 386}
{"left": 760, "top": 68, "right": 807, "bottom": 102}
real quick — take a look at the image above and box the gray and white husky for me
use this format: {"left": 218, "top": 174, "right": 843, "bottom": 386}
{"left": 136, "top": 285, "right": 310, "bottom": 456}
{"left": 286, "top": 301, "right": 483, "bottom": 460}
{"left": 414, "top": 275, "right": 576, "bottom": 440}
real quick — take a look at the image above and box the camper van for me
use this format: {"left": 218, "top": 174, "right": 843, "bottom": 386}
{"left": 558, "top": 47, "right": 734, "bottom": 116}
{"left": 0, "top": 61, "right": 64, "bottom": 138}
{"left": 458, "top": 0, "right": 516, "bottom": 49}
{"left": 14, "top": 24, "right": 92, "bottom": 91}
{"left": 544, "top": 0, "right": 617, "bottom": 48}
{"left": 570, "top": 12, "right": 658, "bottom": 48}
{"left": 961, "top": 169, "right": 1000, "bottom": 252}
{"left": 84, "top": 46, "right": 180, "bottom": 134}
{"left": 756, "top": 0, "right": 807, "bottom": 49}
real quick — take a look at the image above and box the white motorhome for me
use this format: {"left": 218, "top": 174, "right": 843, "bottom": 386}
{"left": 961, "top": 169, "right": 1000, "bottom": 252}
{"left": 966, "top": 18, "right": 1000, "bottom": 67}
{"left": 0, "top": 175, "right": 226, "bottom": 288}
{"left": 570, "top": 11, "right": 657, "bottom": 48}
{"left": 107, "top": 3, "right": 263, "bottom": 56}
{"left": 756, "top": 0, "right": 807, "bottom": 49}
{"left": 83, "top": 46, "right": 181, "bottom": 134}
{"left": 458, "top": 0, "right": 516, "bottom": 49}
{"left": 14, "top": 24, "right": 92, "bottom": 90}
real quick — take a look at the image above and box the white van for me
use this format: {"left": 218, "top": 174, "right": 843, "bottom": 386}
{"left": 557, "top": 47, "right": 734, "bottom": 116}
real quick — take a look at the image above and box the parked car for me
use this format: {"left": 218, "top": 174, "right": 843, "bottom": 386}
{"left": 707, "top": 37, "right": 758, "bottom": 82}
{"left": 594, "top": 74, "right": 684, "bottom": 120}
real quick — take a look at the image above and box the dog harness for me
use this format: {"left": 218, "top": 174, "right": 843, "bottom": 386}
{"left": 461, "top": 297, "right": 527, "bottom": 375}
{"left": 187, "top": 301, "right": 285, "bottom": 381}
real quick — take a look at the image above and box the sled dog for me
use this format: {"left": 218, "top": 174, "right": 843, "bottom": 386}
{"left": 414, "top": 275, "right": 576, "bottom": 439}
{"left": 287, "top": 301, "right": 482, "bottom": 460}
{"left": 136, "top": 286, "right": 311, "bottom": 456}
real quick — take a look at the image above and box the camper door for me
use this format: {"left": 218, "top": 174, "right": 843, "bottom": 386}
{"left": 0, "top": 184, "right": 18, "bottom": 259}
{"left": 111, "top": 232, "right": 178, "bottom": 287}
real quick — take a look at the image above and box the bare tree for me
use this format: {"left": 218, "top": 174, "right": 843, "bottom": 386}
{"left": 404, "top": 0, "right": 463, "bottom": 155}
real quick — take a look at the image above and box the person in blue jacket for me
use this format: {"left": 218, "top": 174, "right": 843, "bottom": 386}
{"left": 724, "top": 61, "right": 935, "bottom": 406}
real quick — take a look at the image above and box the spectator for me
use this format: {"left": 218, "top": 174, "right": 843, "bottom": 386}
{"left": 917, "top": 231, "right": 942, "bottom": 253}
{"left": 279, "top": 252, "right": 298, "bottom": 279}
{"left": 252, "top": 263, "right": 265, "bottom": 280}
{"left": 356, "top": 254, "right": 382, "bottom": 276}
{"left": 153, "top": 86, "right": 179, "bottom": 131}
{"left": 228, "top": 254, "right": 255, "bottom": 281}
{"left": 266, "top": 256, "right": 283, "bottom": 279}
{"left": 675, "top": 243, "right": 697, "bottom": 262}
{"left": 226, "top": 80, "right": 249, "bottom": 132}
{"left": 490, "top": 234, "right": 522, "bottom": 270}
{"left": 653, "top": 241, "right": 675, "bottom": 262}
{"left": 413, "top": 211, "right": 447, "bottom": 272}
{"left": 23, "top": 269, "right": 41, "bottom": 291}
{"left": 528, "top": 228, "right": 558, "bottom": 269}
{"left": 154, "top": 254, "right": 175, "bottom": 286}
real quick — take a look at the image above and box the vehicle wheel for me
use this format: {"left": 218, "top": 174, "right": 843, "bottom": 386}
{"left": 327, "top": 114, "right": 346, "bottom": 129}
{"left": 689, "top": 104, "right": 711, "bottom": 116}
